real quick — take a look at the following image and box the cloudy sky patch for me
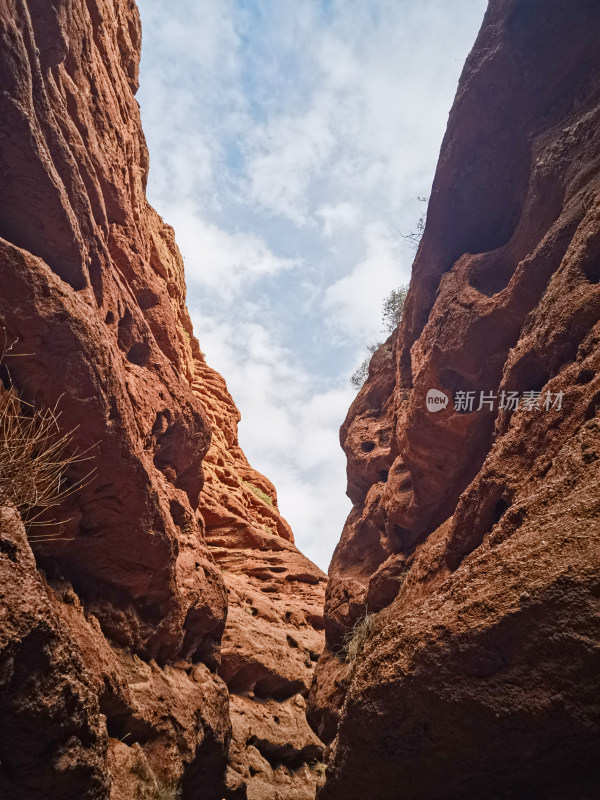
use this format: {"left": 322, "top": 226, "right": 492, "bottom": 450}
{"left": 137, "top": 0, "right": 487, "bottom": 570}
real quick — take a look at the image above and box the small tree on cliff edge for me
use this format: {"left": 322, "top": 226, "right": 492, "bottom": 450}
{"left": 381, "top": 286, "right": 408, "bottom": 334}
{"left": 350, "top": 285, "right": 408, "bottom": 390}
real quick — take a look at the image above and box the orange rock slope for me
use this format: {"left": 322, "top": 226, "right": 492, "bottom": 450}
{"left": 309, "top": 0, "right": 600, "bottom": 797}
{"left": 0, "top": 1, "right": 324, "bottom": 798}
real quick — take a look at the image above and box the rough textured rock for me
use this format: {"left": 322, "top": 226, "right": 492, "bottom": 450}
{"left": 0, "top": 1, "right": 324, "bottom": 797}
{"left": 309, "top": 0, "right": 600, "bottom": 796}
{"left": 0, "top": 505, "right": 109, "bottom": 800}
{"left": 195, "top": 359, "right": 327, "bottom": 798}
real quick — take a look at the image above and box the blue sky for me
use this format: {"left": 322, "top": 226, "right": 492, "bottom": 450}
{"left": 136, "top": 0, "right": 488, "bottom": 570}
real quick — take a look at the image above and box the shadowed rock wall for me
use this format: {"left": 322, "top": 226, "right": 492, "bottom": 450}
{"left": 309, "top": 0, "right": 600, "bottom": 796}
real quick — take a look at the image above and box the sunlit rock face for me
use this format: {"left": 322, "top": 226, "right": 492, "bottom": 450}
{"left": 0, "top": 1, "right": 324, "bottom": 797}
{"left": 309, "top": 0, "right": 600, "bottom": 796}
{"left": 195, "top": 357, "right": 327, "bottom": 799}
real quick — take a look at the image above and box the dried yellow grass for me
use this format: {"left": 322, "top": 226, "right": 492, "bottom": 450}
{"left": 0, "top": 334, "right": 94, "bottom": 540}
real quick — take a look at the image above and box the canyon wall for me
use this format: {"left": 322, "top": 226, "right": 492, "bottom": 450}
{"left": 0, "top": 1, "right": 324, "bottom": 798}
{"left": 309, "top": 0, "right": 600, "bottom": 796}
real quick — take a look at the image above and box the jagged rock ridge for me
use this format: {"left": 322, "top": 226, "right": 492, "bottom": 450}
{"left": 0, "top": 1, "right": 324, "bottom": 798}
{"left": 309, "top": 0, "right": 600, "bottom": 797}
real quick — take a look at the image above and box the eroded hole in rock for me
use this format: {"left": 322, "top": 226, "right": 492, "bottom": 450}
{"left": 361, "top": 441, "right": 376, "bottom": 453}
{"left": 117, "top": 308, "right": 134, "bottom": 351}
{"left": 438, "top": 368, "right": 477, "bottom": 413}
{"left": 510, "top": 353, "right": 551, "bottom": 395}
{"left": 169, "top": 499, "right": 187, "bottom": 527}
{"left": 181, "top": 606, "right": 220, "bottom": 671}
{"left": 308, "top": 613, "right": 325, "bottom": 631}
{"left": 108, "top": 397, "right": 119, "bottom": 421}
{"left": 127, "top": 341, "right": 150, "bottom": 366}
{"left": 181, "top": 730, "right": 227, "bottom": 800}
{"left": 254, "top": 676, "right": 305, "bottom": 702}
{"left": 100, "top": 691, "right": 155, "bottom": 745}
{"left": 397, "top": 474, "right": 412, "bottom": 491}
{"left": 582, "top": 258, "right": 600, "bottom": 284}
{"left": 584, "top": 391, "right": 600, "bottom": 420}
{"left": 491, "top": 498, "right": 509, "bottom": 529}
{"left": 135, "top": 287, "right": 160, "bottom": 310}
{"left": 285, "top": 572, "right": 320, "bottom": 585}
{"left": 390, "top": 524, "right": 413, "bottom": 551}
{"left": 105, "top": 310, "right": 115, "bottom": 325}
{"left": 223, "top": 662, "right": 305, "bottom": 701}
{"left": 470, "top": 257, "right": 515, "bottom": 297}
{"left": 576, "top": 368, "right": 595, "bottom": 385}
{"left": 286, "top": 635, "right": 299, "bottom": 648}
{"left": 247, "top": 735, "right": 323, "bottom": 771}
{"left": 152, "top": 409, "right": 171, "bottom": 435}
{"left": 379, "top": 469, "right": 389, "bottom": 483}
{"left": 0, "top": 538, "right": 18, "bottom": 562}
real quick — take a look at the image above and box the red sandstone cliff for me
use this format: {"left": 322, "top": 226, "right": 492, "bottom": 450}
{"left": 0, "top": 1, "right": 324, "bottom": 798}
{"left": 195, "top": 361, "right": 326, "bottom": 799}
{"left": 309, "top": 0, "right": 600, "bottom": 797}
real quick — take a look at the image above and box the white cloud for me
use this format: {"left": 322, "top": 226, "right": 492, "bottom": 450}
{"left": 323, "top": 222, "right": 408, "bottom": 342}
{"left": 244, "top": 107, "right": 336, "bottom": 225}
{"left": 160, "top": 204, "right": 298, "bottom": 298}
{"left": 191, "top": 311, "right": 353, "bottom": 570}
{"left": 137, "top": 0, "right": 488, "bottom": 570}
{"left": 141, "top": 0, "right": 240, "bottom": 73}
{"left": 318, "top": 202, "right": 360, "bottom": 237}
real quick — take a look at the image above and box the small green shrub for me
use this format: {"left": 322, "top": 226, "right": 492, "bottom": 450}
{"left": 381, "top": 286, "right": 408, "bottom": 334}
{"left": 242, "top": 480, "right": 274, "bottom": 507}
{"left": 350, "top": 284, "right": 408, "bottom": 390}
{"left": 349, "top": 343, "right": 379, "bottom": 390}
{"left": 349, "top": 356, "right": 370, "bottom": 390}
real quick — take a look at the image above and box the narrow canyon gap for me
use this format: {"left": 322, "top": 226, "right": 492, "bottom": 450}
{"left": 0, "top": 1, "right": 325, "bottom": 798}
{"left": 0, "top": 0, "right": 599, "bottom": 799}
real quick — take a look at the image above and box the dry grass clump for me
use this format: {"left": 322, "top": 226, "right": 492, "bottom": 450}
{"left": 155, "top": 780, "right": 181, "bottom": 800}
{"left": 343, "top": 611, "right": 378, "bottom": 664}
{"left": 0, "top": 385, "right": 92, "bottom": 538}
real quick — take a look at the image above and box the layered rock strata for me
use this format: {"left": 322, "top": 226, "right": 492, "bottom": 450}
{"left": 194, "top": 360, "right": 327, "bottom": 799}
{"left": 0, "top": 1, "right": 324, "bottom": 798}
{"left": 309, "top": 0, "right": 600, "bottom": 796}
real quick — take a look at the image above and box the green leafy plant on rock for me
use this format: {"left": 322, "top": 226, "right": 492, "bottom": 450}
{"left": 242, "top": 480, "right": 274, "bottom": 508}
{"left": 381, "top": 286, "right": 408, "bottom": 335}
{"left": 350, "top": 285, "right": 408, "bottom": 390}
